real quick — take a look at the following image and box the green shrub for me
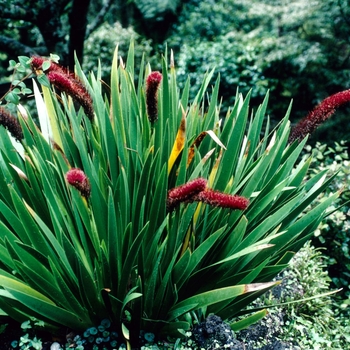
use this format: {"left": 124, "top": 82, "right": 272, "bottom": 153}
{"left": 236, "top": 242, "right": 350, "bottom": 349}
{"left": 83, "top": 22, "right": 153, "bottom": 81}
{"left": 304, "top": 141, "right": 350, "bottom": 297}
{"left": 168, "top": 0, "right": 350, "bottom": 142}
{"left": 173, "top": 34, "right": 268, "bottom": 114}
{"left": 0, "top": 45, "right": 337, "bottom": 348}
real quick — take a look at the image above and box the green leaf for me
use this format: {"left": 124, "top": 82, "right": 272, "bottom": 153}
{"left": 9, "top": 60, "right": 17, "bottom": 68}
{"left": 18, "top": 56, "right": 31, "bottom": 68}
{"left": 168, "top": 282, "right": 276, "bottom": 321}
{"left": 0, "top": 273, "right": 55, "bottom": 305}
{"left": 230, "top": 309, "right": 268, "bottom": 331}
{"left": 42, "top": 61, "right": 51, "bottom": 71}
{"left": 159, "top": 321, "right": 191, "bottom": 337}
{"left": 5, "top": 91, "right": 20, "bottom": 104}
{"left": 33, "top": 79, "right": 52, "bottom": 144}
{"left": 37, "top": 74, "right": 50, "bottom": 87}
{"left": 110, "top": 45, "right": 127, "bottom": 165}
{"left": 215, "top": 91, "right": 251, "bottom": 190}
{"left": 118, "top": 223, "right": 150, "bottom": 301}
{"left": 173, "top": 248, "right": 191, "bottom": 286}
{"left": 175, "top": 226, "right": 227, "bottom": 289}
{"left": 49, "top": 54, "right": 60, "bottom": 63}
{"left": 7, "top": 288, "right": 90, "bottom": 330}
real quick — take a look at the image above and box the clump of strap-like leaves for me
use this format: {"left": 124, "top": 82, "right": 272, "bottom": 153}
{"left": 0, "top": 45, "right": 337, "bottom": 348}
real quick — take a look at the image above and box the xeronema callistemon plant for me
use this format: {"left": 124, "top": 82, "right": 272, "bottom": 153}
{"left": 0, "top": 45, "right": 341, "bottom": 348}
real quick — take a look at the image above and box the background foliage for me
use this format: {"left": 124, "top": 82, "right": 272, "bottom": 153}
{"left": 83, "top": 22, "right": 153, "bottom": 82}
{"left": 168, "top": 0, "right": 350, "bottom": 137}
{"left": 305, "top": 141, "right": 350, "bottom": 297}
{"left": 1, "top": 0, "right": 350, "bottom": 143}
{"left": 237, "top": 242, "right": 350, "bottom": 349}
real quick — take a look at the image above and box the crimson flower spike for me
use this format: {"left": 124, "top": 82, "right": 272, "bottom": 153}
{"left": 31, "top": 56, "right": 94, "bottom": 121}
{"left": 146, "top": 71, "right": 162, "bottom": 123}
{"left": 0, "top": 107, "right": 23, "bottom": 141}
{"left": 289, "top": 89, "right": 350, "bottom": 143}
{"left": 31, "top": 56, "right": 66, "bottom": 74}
{"left": 47, "top": 71, "right": 95, "bottom": 121}
{"left": 167, "top": 178, "right": 207, "bottom": 212}
{"left": 195, "top": 189, "right": 249, "bottom": 210}
{"left": 66, "top": 168, "right": 91, "bottom": 198}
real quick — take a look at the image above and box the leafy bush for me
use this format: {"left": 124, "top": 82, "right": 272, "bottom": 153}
{"left": 173, "top": 34, "right": 268, "bottom": 114}
{"left": 168, "top": 0, "right": 270, "bottom": 113}
{"left": 168, "top": 0, "right": 350, "bottom": 141}
{"left": 0, "top": 45, "right": 337, "bottom": 348}
{"left": 304, "top": 141, "right": 350, "bottom": 296}
{"left": 83, "top": 22, "right": 153, "bottom": 82}
{"left": 8, "top": 318, "right": 44, "bottom": 350}
{"left": 236, "top": 242, "right": 350, "bottom": 349}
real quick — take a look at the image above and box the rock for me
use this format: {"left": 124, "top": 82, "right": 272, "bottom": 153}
{"left": 192, "top": 314, "right": 244, "bottom": 349}
{"left": 258, "top": 339, "right": 298, "bottom": 350}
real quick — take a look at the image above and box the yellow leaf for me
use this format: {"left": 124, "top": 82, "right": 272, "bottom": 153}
{"left": 193, "top": 201, "right": 203, "bottom": 230}
{"left": 179, "top": 226, "right": 192, "bottom": 257}
{"left": 168, "top": 109, "right": 186, "bottom": 174}
{"left": 208, "top": 149, "right": 223, "bottom": 187}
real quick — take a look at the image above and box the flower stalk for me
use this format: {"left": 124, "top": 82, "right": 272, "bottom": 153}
{"left": 47, "top": 71, "right": 95, "bottom": 121}
{"left": 167, "top": 178, "right": 249, "bottom": 212}
{"left": 31, "top": 56, "right": 95, "bottom": 121}
{"left": 289, "top": 89, "right": 350, "bottom": 142}
{"left": 0, "top": 107, "right": 23, "bottom": 141}
{"left": 66, "top": 168, "right": 91, "bottom": 198}
{"left": 31, "top": 56, "right": 66, "bottom": 75}
{"left": 167, "top": 178, "right": 207, "bottom": 212}
{"left": 195, "top": 189, "right": 249, "bottom": 210}
{"left": 146, "top": 71, "right": 162, "bottom": 123}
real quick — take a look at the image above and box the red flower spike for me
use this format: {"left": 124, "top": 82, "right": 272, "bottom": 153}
{"left": 66, "top": 168, "right": 91, "bottom": 198}
{"left": 47, "top": 71, "right": 94, "bottom": 121}
{"left": 66, "top": 168, "right": 87, "bottom": 184}
{"left": 289, "top": 89, "right": 350, "bottom": 143}
{"left": 0, "top": 107, "right": 23, "bottom": 141}
{"left": 167, "top": 177, "right": 207, "bottom": 212}
{"left": 31, "top": 56, "right": 65, "bottom": 74}
{"left": 147, "top": 71, "right": 162, "bottom": 85}
{"left": 146, "top": 71, "right": 162, "bottom": 123}
{"left": 31, "top": 56, "right": 94, "bottom": 120}
{"left": 196, "top": 189, "right": 249, "bottom": 210}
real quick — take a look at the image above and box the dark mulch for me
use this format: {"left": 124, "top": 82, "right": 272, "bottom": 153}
{"left": 1, "top": 315, "right": 298, "bottom": 350}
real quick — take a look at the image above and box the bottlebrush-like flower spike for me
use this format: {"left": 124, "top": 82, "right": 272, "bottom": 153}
{"left": 196, "top": 189, "right": 249, "bottom": 210}
{"left": 167, "top": 178, "right": 207, "bottom": 212}
{"left": 31, "top": 56, "right": 65, "bottom": 74}
{"left": 0, "top": 107, "right": 23, "bottom": 141}
{"left": 47, "top": 71, "right": 94, "bottom": 121}
{"left": 31, "top": 56, "right": 94, "bottom": 120}
{"left": 146, "top": 71, "right": 162, "bottom": 123}
{"left": 66, "top": 168, "right": 91, "bottom": 198}
{"left": 289, "top": 89, "right": 350, "bottom": 142}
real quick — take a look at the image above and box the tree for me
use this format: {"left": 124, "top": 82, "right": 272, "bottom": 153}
{"left": 0, "top": 0, "right": 188, "bottom": 101}
{"left": 0, "top": 0, "right": 89, "bottom": 68}
{"left": 0, "top": 0, "right": 186, "bottom": 70}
